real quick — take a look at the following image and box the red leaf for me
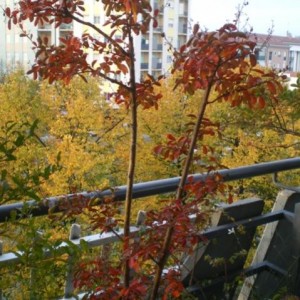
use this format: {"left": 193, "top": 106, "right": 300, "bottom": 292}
{"left": 167, "top": 134, "right": 176, "bottom": 141}
{"left": 193, "top": 23, "right": 200, "bottom": 35}
{"left": 153, "top": 145, "right": 163, "bottom": 155}
{"left": 267, "top": 81, "right": 277, "bottom": 94}
{"left": 5, "top": 7, "right": 11, "bottom": 17}
{"left": 257, "top": 96, "right": 265, "bottom": 109}
{"left": 249, "top": 54, "right": 256, "bottom": 67}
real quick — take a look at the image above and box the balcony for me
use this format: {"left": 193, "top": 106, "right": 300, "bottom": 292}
{"left": 153, "top": 44, "right": 163, "bottom": 51}
{"left": 179, "top": 11, "right": 188, "bottom": 17}
{"left": 178, "top": 24, "right": 188, "bottom": 34}
{"left": 1, "top": 158, "right": 300, "bottom": 298}
{"left": 60, "top": 23, "right": 73, "bottom": 30}
{"left": 140, "top": 62, "right": 149, "bottom": 69}
{"left": 153, "top": 2, "right": 163, "bottom": 14}
{"left": 38, "top": 25, "right": 52, "bottom": 31}
{"left": 153, "top": 26, "right": 163, "bottom": 33}
{"left": 152, "top": 62, "right": 162, "bottom": 69}
{"left": 141, "top": 43, "right": 149, "bottom": 51}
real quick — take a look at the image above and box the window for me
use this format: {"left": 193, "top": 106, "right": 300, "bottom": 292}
{"left": 6, "top": 53, "right": 11, "bottom": 64}
{"left": 167, "top": 55, "right": 172, "bottom": 63}
{"left": 94, "top": 16, "right": 100, "bottom": 24}
{"left": 23, "top": 53, "right": 28, "bottom": 63}
{"left": 269, "top": 51, "right": 273, "bottom": 60}
{"left": 141, "top": 38, "right": 149, "bottom": 50}
{"left": 277, "top": 51, "right": 281, "bottom": 57}
{"left": 15, "top": 53, "right": 20, "bottom": 63}
{"left": 256, "top": 49, "right": 265, "bottom": 61}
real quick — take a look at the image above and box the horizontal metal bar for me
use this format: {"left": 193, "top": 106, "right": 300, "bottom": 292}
{"left": 0, "top": 157, "right": 299, "bottom": 222}
{"left": 0, "top": 225, "right": 141, "bottom": 267}
{"left": 0, "top": 209, "right": 292, "bottom": 268}
{"left": 201, "top": 210, "right": 289, "bottom": 240}
{"left": 187, "top": 260, "right": 288, "bottom": 295}
{"left": 245, "top": 260, "right": 288, "bottom": 277}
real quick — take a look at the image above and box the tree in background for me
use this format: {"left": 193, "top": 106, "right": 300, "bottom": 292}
{"left": 3, "top": 1, "right": 283, "bottom": 299}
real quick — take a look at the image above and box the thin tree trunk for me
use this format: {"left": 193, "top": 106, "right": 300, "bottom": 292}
{"left": 150, "top": 82, "right": 214, "bottom": 300}
{"left": 123, "top": 30, "right": 138, "bottom": 288}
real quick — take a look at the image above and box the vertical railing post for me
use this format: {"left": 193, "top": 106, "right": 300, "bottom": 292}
{"left": 30, "top": 231, "right": 43, "bottom": 300}
{"left": 293, "top": 203, "right": 300, "bottom": 295}
{"left": 136, "top": 210, "right": 146, "bottom": 227}
{"left": 130, "top": 210, "right": 146, "bottom": 279}
{"left": 64, "top": 224, "right": 81, "bottom": 299}
{"left": 0, "top": 240, "right": 3, "bottom": 300}
{"left": 100, "top": 218, "right": 116, "bottom": 274}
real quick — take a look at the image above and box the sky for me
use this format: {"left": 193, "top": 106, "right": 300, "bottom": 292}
{"left": 190, "top": 0, "right": 300, "bottom": 37}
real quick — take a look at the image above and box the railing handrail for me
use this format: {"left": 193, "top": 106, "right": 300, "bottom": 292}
{"left": 0, "top": 157, "right": 299, "bottom": 222}
{"left": 0, "top": 208, "right": 293, "bottom": 267}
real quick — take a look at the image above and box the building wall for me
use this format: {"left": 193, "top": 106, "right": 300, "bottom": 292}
{"left": 0, "top": 0, "right": 190, "bottom": 82}
{"left": 0, "top": 0, "right": 6, "bottom": 72}
{"left": 254, "top": 34, "right": 300, "bottom": 72}
{"left": 138, "top": 0, "right": 190, "bottom": 81}
{"left": 264, "top": 46, "right": 289, "bottom": 70}
{"left": 0, "top": 0, "right": 37, "bottom": 73}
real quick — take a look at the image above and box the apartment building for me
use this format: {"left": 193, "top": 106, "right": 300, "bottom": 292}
{"left": 254, "top": 33, "right": 300, "bottom": 73}
{"left": 0, "top": 0, "right": 190, "bottom": 81}
{"left": 135, "top": 0, "right": 190, "bottom": 79}
{"left": 0, "top": 0, "right": 37, "bottom": 73}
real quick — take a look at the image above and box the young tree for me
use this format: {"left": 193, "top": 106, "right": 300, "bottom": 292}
{"left": 4, "top": 1, "right": 283, "bottom": 298}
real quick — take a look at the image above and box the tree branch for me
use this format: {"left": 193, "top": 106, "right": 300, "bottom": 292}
{"left": 63, "top": 9, "right": 129, "bottom": 58}
{"left": 123, "top": 21, "right": 138, "bottom": 289}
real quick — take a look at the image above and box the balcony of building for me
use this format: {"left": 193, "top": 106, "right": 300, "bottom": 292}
{"left": 153, "top": 26, "right": 164, "bottom": 33}
{"left": 152, "top": 36, "right": 163, "bottom": 52}
{"left": 141, "top": 35, "right": 150, "bottom": 51}
{"left": 1, "top": 158, "right": 300, "bottom": 299}
{"left": 178, "top": 22, "right": 188, "bottom": 35}
{"left": 152, "top": 62, "right": 162, "bottom": 70}
{"left": 178, "top": 36, "right": 188, "bottom": 48}
{"left": 140, "top": 62, "right": 149, "bottom": 70}
{"left": 179, "top": 0, "right": 188, "bottom": 17}
{"left": 59, "top": 22, "right": 74, "bottom": 31}
{"left": 152, "top": 44, "right": 163, "bottom": 51}
{"left": 38, "top": 32, "right": 51, "bottom": 43}
{"left": 38, "top": 24, "right": 52, "bottom": 31}
{"left": 152, "top": 54, "right": 162, "bottom": 70}
{"left": 153, "top": 0, "right": 164, "bottom": 14}
{"left": 141, "top": 43, "right": 149, "bottom": 51}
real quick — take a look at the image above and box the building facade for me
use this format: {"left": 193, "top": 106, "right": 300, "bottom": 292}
{"left": 254, "top": 33, "right": 300, "bottom": 73}
{"left": 0, "top": 0, "right": 37, "bottom": 74}
{"left": 0, "top": 0, "right": 190, "bottom": 81}
{"left": 135, "top": 0, "right": 190, "bottom": 80}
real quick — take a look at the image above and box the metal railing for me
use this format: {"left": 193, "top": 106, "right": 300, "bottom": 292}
{"left": 0, "top": 158, "right": 300, "bottom": 299}
{"left": 0, "top": 157, "right": 299, "bottom": 223}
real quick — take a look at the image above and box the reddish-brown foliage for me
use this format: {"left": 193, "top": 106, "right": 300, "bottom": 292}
{"left": 5, "top": 1, "right": 283, "bottom": 299}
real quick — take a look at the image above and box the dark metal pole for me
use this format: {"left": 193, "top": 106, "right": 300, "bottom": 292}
{"left": 0, "top": 157, "right": 300, "bottom": 222}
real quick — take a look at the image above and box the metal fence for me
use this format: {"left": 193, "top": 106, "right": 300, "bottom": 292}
{"left": 0, "top": 157, "right": 300, "bottom": 299}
